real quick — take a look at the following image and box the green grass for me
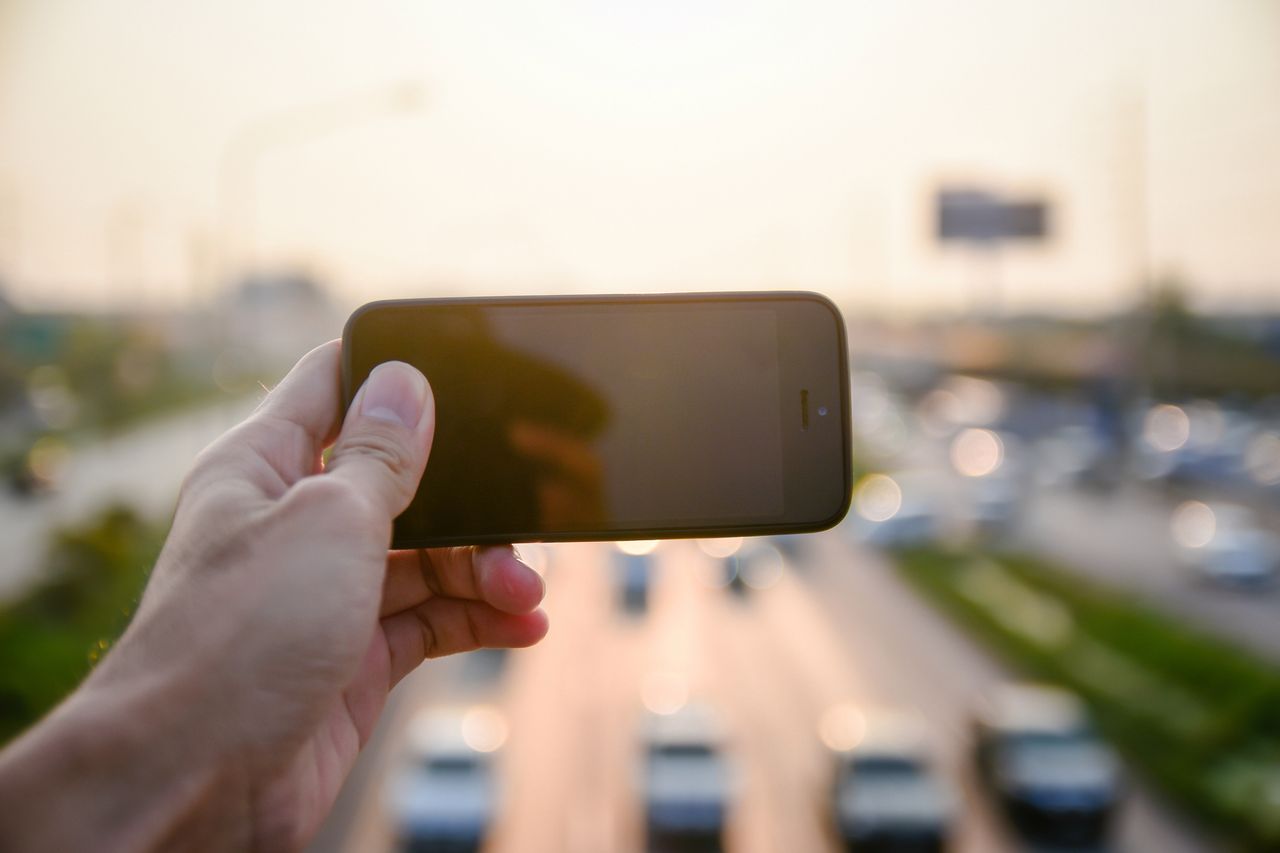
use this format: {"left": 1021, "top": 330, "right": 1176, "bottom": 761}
{"left": 895, "top": 547, "right": 1280, "bottom": 851}
{"left": 0, "top": 505, "right": 164, "bottom": 744}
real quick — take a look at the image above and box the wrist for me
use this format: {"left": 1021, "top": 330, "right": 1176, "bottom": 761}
{"left": 0, "top": 644, "right": 244, "bottom": 851}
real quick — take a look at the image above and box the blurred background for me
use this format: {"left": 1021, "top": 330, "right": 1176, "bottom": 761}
{"left": 2, "top": 1, "right": 1279, "bottom": 851}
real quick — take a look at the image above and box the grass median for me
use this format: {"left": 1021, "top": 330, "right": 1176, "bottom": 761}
{"left": 895, "top": 547, "right": 1280, "bottom": 851}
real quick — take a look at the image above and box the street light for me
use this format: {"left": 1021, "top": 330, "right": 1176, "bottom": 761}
{"left": 213, "top": 80, "right": 426, "bottom": 301}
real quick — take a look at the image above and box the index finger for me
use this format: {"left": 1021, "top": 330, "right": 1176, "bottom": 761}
{"left": 380, "top": 545, "right": 545, "bottom": 617}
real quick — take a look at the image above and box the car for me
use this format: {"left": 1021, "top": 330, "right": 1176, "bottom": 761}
{"left": 829, "top": 714, "right": 954, "bottom": 852}
{"left": 721, "top": 555, "right": 750, "bottom": 598}
{"left": 387, "top": 709, "right": 501, "bottom": 853}
{"left": 973, "top": 685, "right": 1123, "bottom": 845}
{"left": 1174, "top": 503, "right": 1279, "bottom": 588}
{"left": 960, "top": 468, "right": 1022, "bottom": 541}
{"left": 849, "top": 472, "right": 946, "bottom": 549}
{"left": 614, "top": 548, "right": 653, "bottom": 615}
{"left": 642, "top": 704, "right": 735, "bottom": 850}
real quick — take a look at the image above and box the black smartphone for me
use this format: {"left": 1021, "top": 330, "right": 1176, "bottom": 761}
{"left": 342, "top": 292, "right": 851, "bottom": 548}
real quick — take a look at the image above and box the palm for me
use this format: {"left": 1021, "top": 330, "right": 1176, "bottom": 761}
{"left": 187, "top": 344, "right": 547, "bottom": 850}
{"left": 253, "top": 623, "right": 396, "bottom": 849}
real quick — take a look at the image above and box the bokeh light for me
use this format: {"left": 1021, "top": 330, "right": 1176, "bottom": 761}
{"left": 853, "top": 473, "right": 903, "bottom": 522}
{"left": 818, "top": 702, "right": 867, "bottom": 752}
{"left": 696, "top": 537, "right": 744, "bottom": 558}
{"left": 1171, "top": 501, "right": 1216, "bottom": 549}
{"left": 1143, "top": 404, "right": 1191, "bottom": 453}
{"left": 461, "top": 705, "right": 509, "bottom": 753}
{"left": 1244, "top": 432, "right": 1280, "bottom": 486}
{"left": 641, "top": 671, "right": 689, "bottom": 716}
{"left": 616, "top": 540, "right": 660, "bottom": 556}
{"left": 950, "top": 429, "right": 1004, "bottom": 478}
{"left": 740, "top": 546, "right": 784, "bottom": 590}
{"left": 26, "top": 436, "right": 70, "bottom": 485}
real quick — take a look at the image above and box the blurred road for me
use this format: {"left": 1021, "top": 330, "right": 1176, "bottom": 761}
{"left": 876, "top": 399, "right": 1280, "bottom": 664}
{"left": 0, "top": 397, "right": 255, "bottom": 600}
{"left": 315, "top": 532, "right": 1215, "bottom": 853}
{"left": 1017, "top": 485, "right": 1280, "bottom": 662}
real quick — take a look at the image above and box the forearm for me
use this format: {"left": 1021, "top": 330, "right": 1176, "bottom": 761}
{"left": 0, "top": 661, "right": 242, "bottom": 851}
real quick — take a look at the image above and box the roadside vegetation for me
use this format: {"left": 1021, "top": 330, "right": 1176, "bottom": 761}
{"left": 896, "top": 547, "right": 1280, "bottom": 851}
{"left": 0, "top": 505, "right": 164, "bottom": 743}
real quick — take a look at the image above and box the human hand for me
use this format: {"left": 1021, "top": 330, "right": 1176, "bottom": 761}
{"left": 0, "top": 341, "right": 548, "bottom": 851}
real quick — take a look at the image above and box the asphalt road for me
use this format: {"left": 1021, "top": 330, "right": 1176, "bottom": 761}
{"left": 0, "top": 396, "right": 256, "bottom": 601}
{"left": 313, "top": 533, "right": 1216, "bottom": 853}
{"left": 1015, "top": 484, "right": 1280, "bottom": 662}
{"left": 878, "top": 413, "right": 1280, "bottom": 664}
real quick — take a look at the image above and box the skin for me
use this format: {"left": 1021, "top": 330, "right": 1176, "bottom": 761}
{"left": 0, "top": 340, "right": 549, "bottom": 851}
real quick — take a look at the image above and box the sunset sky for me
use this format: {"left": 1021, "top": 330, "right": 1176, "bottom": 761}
{"left": 0, "top": 0, "right": 1277, "bottom": 315}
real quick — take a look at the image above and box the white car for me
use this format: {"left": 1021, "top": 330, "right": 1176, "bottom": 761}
{"left": 388, "top": 709, "right": 500, "bottom": 853}
{"left": 642, "top": 704, "right": 735, "bottom": 848}
{"left": 830, "top": 713, "right": 954, "bottom": 852}
{"left": 1174, "top": 503, "right": 1279, "bottom": 588}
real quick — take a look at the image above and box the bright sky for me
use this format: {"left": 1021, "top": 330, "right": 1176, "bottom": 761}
{"left": 0, "top": 0, "right": 1277, "bottom": 315}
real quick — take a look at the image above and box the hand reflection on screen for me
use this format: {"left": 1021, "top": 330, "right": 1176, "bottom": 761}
{"left": 508, "top": 420, "right": 607, "bottom": 529}
{"left": 377, "top": 305, "right": 613, "bottom": 540}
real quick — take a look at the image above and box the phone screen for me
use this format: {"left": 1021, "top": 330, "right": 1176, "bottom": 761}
{"left": 345, "top": 295, "right": 847, "bottom": 545}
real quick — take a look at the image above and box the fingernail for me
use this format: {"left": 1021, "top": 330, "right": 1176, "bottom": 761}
{"left": 359, "top": 361, "right": 428, "bottom": 428}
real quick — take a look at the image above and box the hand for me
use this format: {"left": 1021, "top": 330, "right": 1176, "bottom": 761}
{"left": 0, "top": 341, "right": 549, "bottom": 852}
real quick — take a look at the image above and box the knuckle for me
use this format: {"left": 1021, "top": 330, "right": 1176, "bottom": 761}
{"left": 334, "top": 427, "right": 418, "bottom": 479}
{"left": 286, "top": 474, "right": 378, "bottom": 529}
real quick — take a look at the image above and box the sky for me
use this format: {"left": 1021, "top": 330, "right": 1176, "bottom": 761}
{"left": 0, "top": 0, "right": 1277, "bottom": 315}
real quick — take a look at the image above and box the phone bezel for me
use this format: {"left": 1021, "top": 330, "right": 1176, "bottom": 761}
{"left": 342, "top": 291, "right": 852, "bottom": 548}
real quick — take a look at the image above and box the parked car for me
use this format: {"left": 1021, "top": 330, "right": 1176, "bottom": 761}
{"left": 388, "top": 709, "right": 501, "bottom": 853}
{"left": 973, "top": 686, "right": 1123, "bottom": 845}
{"left": 642, "top": 704, "right": 735, "bottom": 850}
{"left": 829, "top": 713, "right": 954, "bottom": 852}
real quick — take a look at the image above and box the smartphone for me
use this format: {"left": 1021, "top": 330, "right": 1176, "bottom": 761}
{"left": 342, "top": 292, "right": 851, "bottom": 548}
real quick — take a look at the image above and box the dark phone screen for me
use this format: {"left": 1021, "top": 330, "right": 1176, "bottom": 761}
{"left": 348, "top": 301, "right": 792, "bottom": 543}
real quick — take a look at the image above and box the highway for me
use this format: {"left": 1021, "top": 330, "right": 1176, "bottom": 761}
{"left": 0, "top": 396, "right": 256, "bottom": 601}
{"left": 314, "top": 531, "right": 1215, "bottom": 853}
{"left": 866, "top": 387, "right": 1280, "bottom": 664}
{"left": 1016, "top": 484, "right": 1280, "bottom": 662}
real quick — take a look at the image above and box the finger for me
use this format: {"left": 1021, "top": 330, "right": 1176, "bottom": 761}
{"left": 253, "top": 339, "right": 345, "bottom": 448}
{"left": 188, "top": 341, "right": 344, "bottom": 491}
{"left": 382, "top": 601, "right": 549, "bottom": 686}
{"left": 380, "top": 546, "right": 545, "bottom": 616}
{"left": 324, "top": 361, "right": 435, "bottom": 520}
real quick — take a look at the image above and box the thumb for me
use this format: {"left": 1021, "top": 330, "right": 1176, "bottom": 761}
{"left": 325, "top": 361, "right": 435, "bottom": 519}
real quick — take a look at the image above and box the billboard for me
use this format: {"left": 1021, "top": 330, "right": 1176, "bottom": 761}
{"left": 936, "top": 188, "right": 1050, "bottom": 244}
